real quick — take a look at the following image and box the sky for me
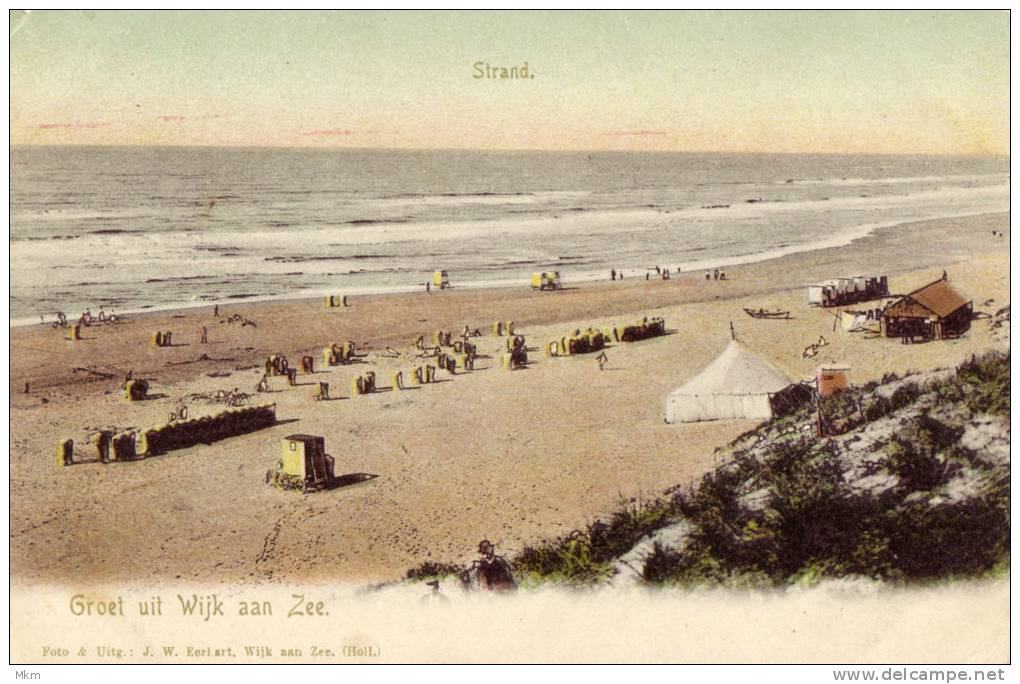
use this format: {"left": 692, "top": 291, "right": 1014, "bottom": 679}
{"left": 9, "top": 10, "right": 1011, "bottom": 154}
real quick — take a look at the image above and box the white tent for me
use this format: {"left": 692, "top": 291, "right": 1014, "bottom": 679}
{"left": 664, "top": 340, "right": 794, "bottom": 423}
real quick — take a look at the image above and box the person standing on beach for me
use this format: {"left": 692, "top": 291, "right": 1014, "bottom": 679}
{"left": 611, "top": 268, "right": 616, "bottom": 281}
{"left": 596, "top": 351, "right": 608, "bottom": 371}
{"left": 426, "top": 281, "right": 431, "bottom": 294}
{"left": 472, "top": 540, "right": 515, "bottom": 592}
{"left": 200, "top": 326, "right": 208, "bottom": 344}
{"left": 214, "top": 304, "right": 219, "bottom": 317}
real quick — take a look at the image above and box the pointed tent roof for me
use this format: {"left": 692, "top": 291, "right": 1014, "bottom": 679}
{"left": 670, "top": 340, "right": 792, "bottom": 396}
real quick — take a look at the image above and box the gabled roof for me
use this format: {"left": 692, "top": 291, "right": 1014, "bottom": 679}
{"left": 669, "top": 341, "right": 792, "bottom": 397}
{"left": 905, "top": 279, "right": 971, "bottom": 318}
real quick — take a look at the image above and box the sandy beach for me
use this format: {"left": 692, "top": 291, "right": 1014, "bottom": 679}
{"left": 9, "top": 211, "right": 1010, "bottom": 587}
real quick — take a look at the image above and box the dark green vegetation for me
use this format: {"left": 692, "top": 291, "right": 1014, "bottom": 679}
{"left": 410, "top": 352, "right": 1009, "bottom": 588}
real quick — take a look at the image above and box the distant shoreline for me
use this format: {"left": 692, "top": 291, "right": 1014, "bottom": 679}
{"left": 10, "top": 209, "right": 1008, "bottom": 330}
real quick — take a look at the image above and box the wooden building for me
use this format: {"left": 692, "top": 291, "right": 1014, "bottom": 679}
{"left": 281, "top": 434, "right": 335, "bottom": 490}
{"left": 817, "top": 365, "right": 851, "bottom": 397}
{"left": 883, "top": 279, "right": 972, "bottom": 341}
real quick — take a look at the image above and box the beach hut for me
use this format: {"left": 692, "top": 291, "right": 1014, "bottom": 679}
{"left": 664, "top": 341, "right": 794, "bottom": 423}
{"left": 531, "top": 271, "right": 562, "bottom": 291}
{"left": 882, "top": 279, "right": 972, "bottom": 341}
{"left": 807, "top": 284, "right": 826, "bottom": 306}
{"left": 280, "top": 434, "right": 335, "bottom": 490}
{"left": 817, "top": 365, "right": 851, "bottom": 397}
{"left": 807, "top": 275, "right": 889, "bottom": 307}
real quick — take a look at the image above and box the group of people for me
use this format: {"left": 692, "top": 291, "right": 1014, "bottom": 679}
{"left": 613, "top": 265, "right": 729, "bottom": 282}
{"left": 645, "top": 265, "right": 674, "bottom": 280}
{"left": 213, "top": 387, "right": 248, "bottom": 407}
{"left": 80, "top": 307, "right": 119, "bottom": 325}
{"left": 802, "top": 335, "right": 829, "bottom": 359}
{"left": 44, "top": 307, "right": 119, "bottom": 328}
{"left": 421, "top": 540, "right": 516, "bottom": 603}
{"left": 220, "top": 313, "right": 257, "bottom": 328}
{"left": 457, "top": 540, "right": 516, "bottom": 592}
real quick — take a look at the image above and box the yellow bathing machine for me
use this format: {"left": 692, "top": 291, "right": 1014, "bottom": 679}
{"left": 433, "top": 270, "right": 451, "bottom": 289}
{"left": 531, "top": 271, "right": 561, "bottom": 291}
{"left": 271, "top": 434, "right": 336, "bottom": 492}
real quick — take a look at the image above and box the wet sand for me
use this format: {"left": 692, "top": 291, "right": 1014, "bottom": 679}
{"left": 9, "top": 211, "right": 1010, "bottom": 586}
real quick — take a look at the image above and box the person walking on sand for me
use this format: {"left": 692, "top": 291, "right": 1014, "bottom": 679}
{"left": 596, "top": 351, "right": 608, "bottom": 371}
{"left": 426, "top": 280, "right": 431, "bottom": 294}
{"left": 200, "top": 326, "right": 208, "bottom": 344}
{"left": 214, "top": 304, "right": 219, "bottom": 317}
{"left": 611, "top": 268, "right": 616, "bottom": 281}
{"left": 713, "top": 269, "right": 719, "bottom": 281}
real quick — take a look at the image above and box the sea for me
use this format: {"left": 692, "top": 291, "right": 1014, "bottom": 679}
{"left": 9, "top": 146, "right": 1010, "bottom": 326}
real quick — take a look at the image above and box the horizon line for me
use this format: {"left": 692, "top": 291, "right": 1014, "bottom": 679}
{"left": 8, "top": 142, "right": 1010, "bottom": 159}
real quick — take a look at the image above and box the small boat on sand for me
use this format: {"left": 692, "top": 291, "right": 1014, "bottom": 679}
{"left": 743, "top": 307, "right": 792, "bottom": 320}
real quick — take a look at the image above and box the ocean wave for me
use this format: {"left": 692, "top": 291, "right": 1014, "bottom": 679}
{"left": 196, "top": 246, "right": 244, "bottom": 254}
{"left": 381, "top": 191, "right": 534, "bottom": 199}
{"left": 8, "top": 147, "right": 1009, "bottom": 323}
{"left": 145, "top": 275, "right": 217, "bottom": 283}
{"left": 345, "top": 218, "right": 409, "bottom": 226}
{"left": 267, "top": 255, "right": 355, "bottom": 263}
{"left": 14, "top": 234, "right": 81, "bottom": 241}
{"left": 781, "top": 172, "right": 1008, "bottom": 187}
